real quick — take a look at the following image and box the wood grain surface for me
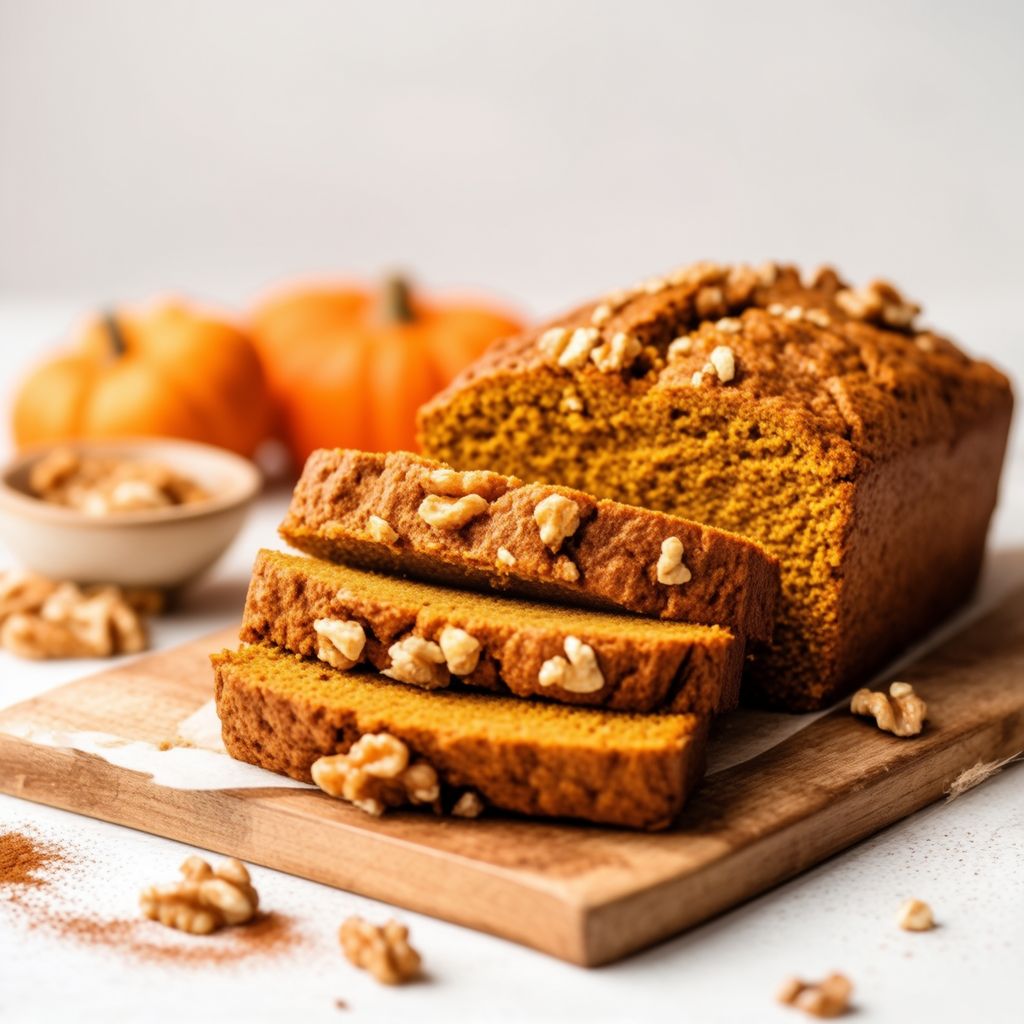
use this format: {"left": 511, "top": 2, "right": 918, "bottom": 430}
{"left": 2, "top": 590, "right": 1023, "bottom": 966}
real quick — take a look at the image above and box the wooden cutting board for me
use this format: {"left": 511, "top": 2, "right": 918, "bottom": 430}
{"left": 2, "top": 590, "right": 1023, "bottom": 967}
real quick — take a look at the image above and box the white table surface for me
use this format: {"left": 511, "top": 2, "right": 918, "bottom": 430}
{"left": 0, "top": 304, "right": 1022, "bottom": 1023}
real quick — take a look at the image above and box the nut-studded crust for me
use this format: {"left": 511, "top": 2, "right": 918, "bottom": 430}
{"left": 240, "top": 549, "right": 744, "bottom": 715}
{"left": 280, "top": 449, "right": 780, "bottom": 642}
{"left": 212, "top": 643, "right": 708, "bottom": 830}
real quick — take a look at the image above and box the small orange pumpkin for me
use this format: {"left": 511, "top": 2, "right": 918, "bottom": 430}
{"left": 250, "top": 276, "right": 523, "bottom": 466}
{"left": 12, "top": 303, "right": 273, "bottom": 458}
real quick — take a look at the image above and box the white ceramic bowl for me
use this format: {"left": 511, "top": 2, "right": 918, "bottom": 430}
{"left": 0, "top": 438, "right": 261, "bottom": 589}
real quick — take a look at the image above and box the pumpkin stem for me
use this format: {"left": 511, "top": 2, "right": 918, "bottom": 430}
{"left": 102, "top": 312, "right": 128, "bottom": 357}
{"left": 381, "top": 274, "right": 416, "bottom": 324}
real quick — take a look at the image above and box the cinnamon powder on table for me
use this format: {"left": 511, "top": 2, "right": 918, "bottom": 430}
{"left": 0, "top": 829, "right": 303, "bottom": 966}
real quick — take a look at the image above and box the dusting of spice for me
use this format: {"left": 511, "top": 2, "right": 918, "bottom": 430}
{"left": 0, "top": 829, "right": 303, "bottom": 966}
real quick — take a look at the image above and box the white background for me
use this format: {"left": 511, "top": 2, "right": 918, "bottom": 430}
{"left": 1, "top": 2, "right": 1023, "bottom": 1022}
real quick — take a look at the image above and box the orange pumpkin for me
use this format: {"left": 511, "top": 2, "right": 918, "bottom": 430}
{"left": 250, "top": 276, "right": 523, "bottom": 466}
{"left": 12, "top": 302, "right": 273, "bottom": 458}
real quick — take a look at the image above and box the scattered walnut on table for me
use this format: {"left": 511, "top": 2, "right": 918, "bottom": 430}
{"left": 339, "top": 916, "right": 421, "bottom": 985}
{"left": 311, "top": 732, "right": 440, "bottom": 817}
{"left": 897, "top": 898, "right": 935, "bottom": 931}
{"left": 139, "top": 856, "right": 259, "bottom": 935}
{"left": 777, "top": 972, "right": 853, "bottom": 1018}
{"left": 0, "top": 572, "right": 149, "bottom": 660}
{"left": 850, "top": 681, "right": 927, "bottom": 737}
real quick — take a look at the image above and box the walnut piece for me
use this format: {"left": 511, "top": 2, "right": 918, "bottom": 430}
{"left": 366, "top": 514, "right": 398, "bottom": 545}
{"left": 538, "top": 326, "right": 571, "bottom": 360}
{"left": 339, "top": 916, "right": 421, "bottom": 985}
{"left": 777, "top": 972, "right": 853, "bottom": 1018}
{"left": 708, "top": 344, "right": 736, "bottom": 383}
{"left": 533, "top": 494, "right": 580, "bottom": 552}
{"left": 438, "top": 625, "right": 481, "bottom": 676}
{"left": 850, "top": 681, "right": 927, "bottom": 737}
{"left": 0, "top": 569, "right": 58, "bottom": 620}
{"left": 557, "top": 327, "right": 601, "bottom": 369}
{"left": 452, "top": 791, "right": 486, "bottom": 818}
{"left": 311, "top": 732, "right": 439, "bottom": 816}
{"left": 657, "top": 536, "right": 692, "bottom": 585}
{"left": 314, "top": 618, "right": 366, "bottom": 670}
{"left": 496, "top": 546, "right": 517, "bottom": 567}
{"left": 897, "top": 898, "right": 935, "bottom": 931}
{"left": 383, "top": 635, "right": 449, "bottom": 689}
{"left": 417, "top": 493, "right": 488, "bottom": 530}
{"left": 590, "top": 331, "right": 641, "bottom": 373}
{"left": 667, "top": 335, "right": 693, "bottom": 360}
{"left": 139, "top": 856, "right": 259, "bottom": 935}
{"left": 538, "top": 636, "right": 604, "bottom": 694}
{"left": 0, "top": 577, "right": 147, "bottom": 660}
{"left": 836, "top": 280, "right": 919, "bottom": 330}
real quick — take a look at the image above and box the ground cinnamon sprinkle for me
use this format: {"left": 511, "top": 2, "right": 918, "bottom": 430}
{"left": 1, "top": 829, "right": 303, "bottom": 966}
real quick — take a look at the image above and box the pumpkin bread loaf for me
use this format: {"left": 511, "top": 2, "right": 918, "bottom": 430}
{"left": 418, "top": 262, "right": 1013, "bottom": 710}
{"left": 213, "top": 643, "right": 708, "bottom": 830}
{"left": 280, "top": 449, "right": 780, "bottom": 642}
{"left": 241, "top": 549, "right": 744, "bottom": 714}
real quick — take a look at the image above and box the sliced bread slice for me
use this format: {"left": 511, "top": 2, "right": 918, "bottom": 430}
{"left": 212, "top": 642, "right": 708, "bottom": 830}
{"left": 241, "top": 549, "right": 743, "bottom": 714}
{"left": 280, "top": 449, "right": 780, "bottom": 641}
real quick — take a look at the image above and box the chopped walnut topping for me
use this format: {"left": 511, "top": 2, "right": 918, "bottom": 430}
{"left": 756, "top": 261, "right": 779, "bottom": 287}
{"left": 311, "top": 732, "right": 439, "bottom": 816}
{"left": 139, "top": 856, "right": 259, "bottom": 935}
{"left": 724, "top": 265, "right": 759, "bottom": 304}
{"left": 340, "top": 916, "right": 422, "bottom": 985}
{"left": 715, "top": 317, "right": 743, "bottom": 334}
{"left": 383, "top": 635, "right": 449, "bottom": 689}
{"left": 496, "top": 546, "right": 516, "bottom": 567}
{"left": 897, "top": 898, "right": 935, "bottom": 931}
{"left": 642, "top": 277, "right": 667, "bottom": 294}
{"left": 850, "top": 681, "right": 927, "bottom": 737}
{"left": 533, "top": 493, "right": 581, "bottom": 551}
{"left": 591, "top": 331, "right": 642, "bottom": 373}
{"left": 915, "top": 334, "right": 936, "bottom": 352}
{"left": 424, "top": 467, "right": 499, "bottom": 498}
{"left": 604, "top": 288, "right": 632, "bottom": 310}
{"left": 836, "top": 280, "right": 920, "bottom": 329}
{"left": 558, "top": 327, "right": 601, "bottom": 369}
{"left": 538, "top": 326, "right": 571, "bottom": 360}
{"left": 805, "top": 308, "right": 831, "bottom": 328}
{"left": 667, "top": 335, "right": 693, "bottom": 360}
{"left": 777, "top": 973, "right": 853, "bottom": 1018}
{"left": 590, "top": 303, "right": 612, "bottom": 326}
{"left": 554, "top": 558, "right": 580, "bottom": 582}
{"left": 417, "top": 493, "right": 488, "bottom": 530}
{"left": 708, "top": 345, "right": 736, "bottom": 383}
{"left": 366, "top": 514, "right": 398, "bottom": 545}
{"left": 561, "top": 392, "right": 584, "bottom": 413}
{"left": 695, "top": 285, "right": 725, "bottom": 319}
{"left": 767, "top": 302, "right": 786, "bottom": 316}
{"left": 656, "top": 536, "right": 692, "bottom": 585}
{"left": 784, "top": 305, "right": 805, "bottom": 321}
{"left": 314, "top": 618, "right": 366, "bottom": 671}
{"left": 0, "top": 569, "right": 58, "bottom": 621}
{"left": 538, "top": 636, "right": 604, "bottom": 694}
{"left": 438, "top": 625, "right": 481, "bottom": 676}
{"left": 691, "top": 370, "right": 705, "bottom": 387}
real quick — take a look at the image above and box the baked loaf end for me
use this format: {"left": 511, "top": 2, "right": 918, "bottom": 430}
{"left": 280, "top": 449, "right": 780, "bottom": 642}
{"left": 418, "top": 262, "right": 1013, "bottom": 709}
{"left": 212, "top": 643, "right": 708, "bottom": 830}
{"left": 241, "top": 549, "right": 744, "bottom": 714}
